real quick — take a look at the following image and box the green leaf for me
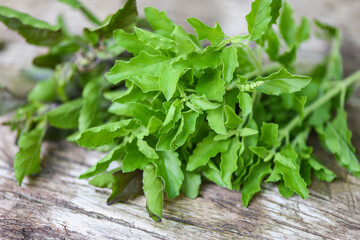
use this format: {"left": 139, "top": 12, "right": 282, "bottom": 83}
{"left": 113, "top": 29, "right": 160, "bottom": 56}
{"left": 107, "top": 170, "right": 143, "bottom": 205}
{"left": 323, "top": 110, "right": 360, "bottom": 177}
{"left": 249, "top": 146, "right": 269, "bottom": 159}
{"left": 144, "top": 7, "right": 175, "bottom": 38}
{"left": 172, "top": 25, "right": 198, "bottom": 58}
{"left": 203, "top": 160, "right": 226, "bottom": 188}
{"left": 129, "top": 102, "right": 164, "bottom": 127}
{"left": 264, "top": 28, "right": 280, "bottom": 61}
{"left": 171, "top": 110, "right": 199, "bottom": 149}
{"left": 135, "top": 27, "right": 176, "bottom": 50}
{"left": 206, "top": 106, "right": 227, "bottom": 135}
{"left": 159, "top": 99, "right": 184, "bottom": 133}
{"left": 189, "top": 94, "right": 221, "bottom": 111}
{"left": 80, "top": 144, "right": 125, "bottom": 179}
{"left": 47, "top": 98, "right": 83, "bottom": 129}
{"left": 143, "top": 164, "right": 163, "bottom": 222}
{"left": 14, "top": 126, "right": 46, "bottom": 185}
{"left": 297, "top": 17, "right": 311, "bottom": 44}
{"left": 220, "top": 46, "right": 239, "bottom": 84}
{"left": 259, "top": 122, "right": 279, "bottom": 148}
{"left": 79, "top": 76, "right": 102, "bottom": 131}
{"left": 187, "top": 132, "right": 230, "bottom": 171}
{"left": 224, "top": 105, "right": 243, "bottom": 129}
{"left": 28, "top": 78, "right": 56, "bottom": 102}
{"left": 278, "top": 181, "right": 294, "bottom": 198}
{"left": 159, "top": 64, "right": 186, "bottom": 100}
{"left": 269, "top": 0, "right": 282, "bottom": 25}
{"left": 106, "top": 52, "right": 171, "bottom": 84}
{"left": 237, "top": 92, "right": 253, "bottom": 116}
{"left": 108, "top": 103, "right": 132, "bottom": 117}
{"left": 187, "top": 18, "right": 225, "bottom": 45}
{"left": 122, "top": 141, "right": 150, "bottom": 172}
{"left": 0, "top": 6, "right": 64, "bottom": 46}
{"left": 152, "top": 151, "right": 184, "bottom": 199}
{"left": 173, "top": 51, "right": 221, "bottom": 71}
{"left": 241, "top": 159, "right": 271, "bottom": 207}
{"left": 88, "top": 167, "right": 121, "bottom": 189}
{"left": 181, "top": 170, "right": 201, "bottom": 199}
{"left": 308, "top": 157, "right": 336, "bottom": 182}
{"left": 245, "top": 0, "right": 272, "bottom": 41}
{"left": 279, "top": 2, "right": 297, "bottom": 47}
{"left": 76, "top": 119, "right": 133, "bottom": 148}
{"left": 256, "top": 69, "right": 311, "bottom": 96}
{"left": 220, "top": 138, "right": 241, "bottom": 189}
{"left": 137, "top": 138, "right": 159, "bottom": 159}
{"left": 196, "top": 69, "right": 225, "bottom": 102}
{"left": 266, "top": 145, "right": 309, "bottom": 199}
{"left": 84, "top": 0, "right": 137, "bottom": 43}
{"left": 293, "top": 96, "right": 307, "bottom": 122}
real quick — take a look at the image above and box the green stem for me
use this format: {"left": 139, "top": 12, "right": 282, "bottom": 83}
{"left": 279, "top": 69, "right": 360, "bottom": 142}
{"left": 80, "top": 6, "right": 102, "bottom": 26}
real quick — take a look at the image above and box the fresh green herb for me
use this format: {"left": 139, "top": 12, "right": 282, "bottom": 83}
{"left": 1, "top": 0, "right": 360, "bottom": 222}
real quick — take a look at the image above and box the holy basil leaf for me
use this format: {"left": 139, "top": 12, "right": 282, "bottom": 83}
{"left": 79, "top": 76, "right": 102, "bottom": 131}
{"left": 47, "top": 99, "right": 83, "bottom": 129}
{"left": 196, "top": 68, "right": 225, "bottom": 102}
{"left": 237, "top": 92, "right": 253, "bottom": 116}
{"left": 245, "top": 0, "right": 272, "bottom": 41}
{"left": 88, "top": 167, "right": 121, "bottom": 189}
{"left": 76, "top": 119, "right": 133, "bottom": 148}
{"left": 220, "top": 46, "right": 239, "bottom": 84}
{"left": 135, "top": 27, "right": 176, "bottom": 50}
{"left": 187, "top": 18, "right": 225, "bottom": 45}
{"left": 106, "top": 52, "right": 171, "bottom": 84}
{"left": 152, "top": 151, "right": 184, "bottom": 199}
{"left": 84, "top": 0, "right": 137, "bottom": 43}
{"left": 279, "top": 2, "right": 297, "bottom": 47}
{"left": 241, "top": 159, "right": 271, "bottom": 207}
{"left": 0, "top": 6, "right": 64, "bottom": 46}
{"left": 181, "top": 170, "right": 201, "bottom": 199}
{"left": 206, "top": 106, "right": 227, "bottom": 135}
{"left": 113, "top": 29, "right": 160, "bottom": 56}
{"left": 107, "top": 170, "right": 142, "bottom": 205}
{"left": 79, "top": 144, "right": 126, "bottom": 179}
{"left": 259, "top": 122, "right": 279, "bottom": 148}
{"left": 224, "top": 105, "right": 243, "bottom": 129}
{"left": 14, "top": 125, "right": 46, "bottom": 185}
{"left": 323, "top": 110, "right": 360, "bottom": 177}
{"left": 144, "top": 7, "right": 175, "bottom": 38}
{"left": 143, "top": 164, "right": 163, "bottom": 222}
{"left": 187, "top": 132, "right": 230, "bottom": 171}
{"left": 159, "top": 64, "right": 186, "bottom": 100}
{"left": 171, "top": 110, "right": 199, "bottom": 149}
{"left": 189, "top": 94, "right": 221, "bottom": 111}
{"left": 122, "top": 141, "right": 150, "bottom": 172}
{"left": 308, "top": 157, "right": 336, "bottom": 182}
{"left": 256, "top": 68, "right": 311, "bottom": 96}
{"left": 220, "top": 138, "right": 241, "bottom": 189}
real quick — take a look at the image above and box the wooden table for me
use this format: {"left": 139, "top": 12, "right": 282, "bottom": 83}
{"left": 1, "top": 1, "right": 360, "bottom": 239}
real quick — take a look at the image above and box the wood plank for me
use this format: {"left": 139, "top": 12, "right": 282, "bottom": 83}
{"left": 1, "top": 1, "right": 360, "bottom": 239}
{"left": 0, "top": 109, "right": 359, "bottom": 239}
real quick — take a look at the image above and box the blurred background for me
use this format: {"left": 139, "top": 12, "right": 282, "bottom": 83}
{"left": 0, "top": 0, "right": 360, "bottom": 96}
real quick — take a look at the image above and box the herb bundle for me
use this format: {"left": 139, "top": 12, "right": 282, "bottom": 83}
{"left": 1, "top": 0, "right": 360, "bottom": 222}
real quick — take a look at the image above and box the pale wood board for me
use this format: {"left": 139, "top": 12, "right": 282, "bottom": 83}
{"left": 1, "top": 0, "right": 360, "bottom": 239}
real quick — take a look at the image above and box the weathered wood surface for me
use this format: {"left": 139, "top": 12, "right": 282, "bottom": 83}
{"left": 1, "top": 111, "right": 360, "bottom": 239}
{"left": 1, "top": 0, "right": 360, "bottom": 239}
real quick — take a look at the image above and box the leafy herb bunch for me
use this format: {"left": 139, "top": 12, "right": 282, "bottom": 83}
{"left": 1, "top": 0, "right": 360, "bottom": 222}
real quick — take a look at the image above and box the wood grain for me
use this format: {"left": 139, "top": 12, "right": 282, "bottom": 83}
{"left": 1, "top": 1, "right": 360, "bottom": 239}
{"left": 0, "top": 102, "right": 360, "bottom": 239}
